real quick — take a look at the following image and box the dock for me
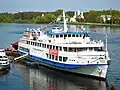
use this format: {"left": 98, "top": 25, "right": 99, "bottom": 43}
{"left": 5, "top": 50, "right": 27, "bottom": 63}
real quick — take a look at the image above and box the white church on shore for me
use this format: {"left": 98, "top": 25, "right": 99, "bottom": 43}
{"left": 70, "top": 10, "right": 84, "bottom": 23}
{"left": 56, "top": 10, "right": 85, "bottom": 23}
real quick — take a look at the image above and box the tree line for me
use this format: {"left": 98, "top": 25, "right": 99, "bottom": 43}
{"left": 0, "top": 9, "right": 120, "bottom": 24}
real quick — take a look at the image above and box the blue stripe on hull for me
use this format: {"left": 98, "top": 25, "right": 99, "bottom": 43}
{"left": 44, "top": 60, "right": 55, "bottom": 66}
{"left": 18, "top": 51, "right": 108, "bottom": 69}
{"left": 66, "top": 64, "right": 80, "bottom": 68}
{"left": 55, "top": 63, "right": 65, "bottom": 68}
{"left": 29, "top": 55, "right": 43, "bottom": 62}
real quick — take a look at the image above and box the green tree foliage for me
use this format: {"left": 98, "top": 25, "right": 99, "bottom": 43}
{"left": 0, "top": 13, "right": 14, "bottom": 22}
{"left": 54, "top": 9, "right": 63, "bottom": 17}
{"left": 0, "top": 9, "right": 120, "bottom": 24}
{"left": 35, "top": 14, "right": 56, "bottom": 23}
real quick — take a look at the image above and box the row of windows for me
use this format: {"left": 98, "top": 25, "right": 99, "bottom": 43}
{"left": 19, "top": 47, "right": 29, "bottom": 52}
{"left": 27, "top": 41, "right": 62, "bottom": 50}
{"left": 51, "top": 33, "right": 90, "bottom": 38}
{"left": 26, "top": 41, "right": 104, "bottom": 52}
{"left": 46, "top": 53, "right": 67, "bottom": 62}
{"left": 0, "top": 56, "right": 7, "bottom": 58}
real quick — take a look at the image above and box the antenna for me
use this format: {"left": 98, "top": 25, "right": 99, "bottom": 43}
{"left": 63, "top": 10, "right": 68, "bottom": 32}
{"left": 105, "top": 33, "right": 107, "bottom": 51}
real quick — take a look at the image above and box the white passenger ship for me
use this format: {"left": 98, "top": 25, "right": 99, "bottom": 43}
{"left": 0, "top": 49, "right": 10, "bottom": 70}
{"left": 18, "top": 11, "right": 110, "bottom": 80}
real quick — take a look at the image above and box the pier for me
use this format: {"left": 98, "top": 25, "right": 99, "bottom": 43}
{"left": 5, "top": 50, "right": 28, "bottom": 63}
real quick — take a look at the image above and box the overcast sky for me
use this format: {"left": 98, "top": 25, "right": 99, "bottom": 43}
{"left": 0, "top": 0, "right": 119, "bottom": 12}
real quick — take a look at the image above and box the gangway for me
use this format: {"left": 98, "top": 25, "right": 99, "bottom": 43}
{"left": 14, "top": 53, "right": 28, "bottom": 61}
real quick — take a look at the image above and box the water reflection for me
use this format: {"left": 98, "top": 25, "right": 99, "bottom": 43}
{"left": 0, "top": 70, "right": 9, "bottom": 76}
{"left": 20, "top": 65, "right": 107, "bottom": 90}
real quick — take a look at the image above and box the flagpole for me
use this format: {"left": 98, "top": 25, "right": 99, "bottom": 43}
{"left": 106, "top": 33, "right": 107, "bottom": 51}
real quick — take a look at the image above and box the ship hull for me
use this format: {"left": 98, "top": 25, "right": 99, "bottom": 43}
{"left": 18, "top": 51, "right": 108, "bottom": 81}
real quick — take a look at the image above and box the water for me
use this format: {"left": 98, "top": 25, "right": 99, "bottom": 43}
{"left": 0, "top": 23, "right": 120, "bottom": 90}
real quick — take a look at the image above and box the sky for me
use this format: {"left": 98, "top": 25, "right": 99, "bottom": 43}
{"left": 0, "top": 0, "right": 120, "bottom": 13}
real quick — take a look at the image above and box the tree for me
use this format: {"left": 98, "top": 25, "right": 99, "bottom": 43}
{"left": 35, "top": 14, "right": 56, "bottom": 23}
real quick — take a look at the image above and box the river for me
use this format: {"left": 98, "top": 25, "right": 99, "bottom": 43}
{"left": 0, "top": 23, "right": 120, "bottom": 90}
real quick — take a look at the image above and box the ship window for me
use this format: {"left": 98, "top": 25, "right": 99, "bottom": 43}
{"left": 56, "top": 35, "right": 59, "bottom": 38}
{"left": 49, "top": 54, "right": 51, "bottom": 59}
{"left": 29, "top": 41, "right": 31, "bottom": 45}
{"left": 56, "top": 46, "right": 58, "bottom": 50}
{"left": 63, "top": 47, "right": 67, "bottom": 51}
{"left": 89, "top": 47, "right": 93, "bottom": 51}
{"left": 35, "top": 42, "right": 37, "bottom": 46}
{"left": 76, "top": 34, "right": 79, "bottom": 37}
{"left": 63, "top": 57, "right": 67, "bottom": 62}
{"left": 42, "top": 44, "right": 44, "bottom": 48}
{"left": 49, "top": 40, "right": 51, "bottom": 43}
{"left": 33, "top": 42, "right": 35, "bottom": 46}
{"left": 39, "top": 43, "right": 41, "bottom": 47}
{"left": 53, "top": 46, "right": 55, "bottom": 49}
{"left": 36, "top": 42, "right": 38, "bottom": 46}
{"left": 64, "top": 34, "right": 67, "bottom": 38}
{"left": 55, "top": 56, "right": 58, "bottom": 61}
{"left": 60, "top": 35, "right": 63, "bottom": 37}
{"left": 3, "top": 56, "right": 7, "bottom": 58}
{"left": 47, "top": 45, "right": 49, "bottom": 48}
{"left": 52, "top": 55, "right": 54, "bottom": 60}
{"left": 97, "top": 47, "right": 104, "bottom": 51}
{"left": 69, "top": 48, "right": 74, "bottom": 52}
{"left": 43, "top": 44, "right": 45, "bottom": 48}
{"left": 27, "top": 41, "right": 29, "bottom": 44}
{"left": 77, "top": 48, "right": 84, "bottom": 51}
{"left": 38, "top": 43, "right": 39, "bottom": 46}
{"left": 59, "top": 56, "right": 62, "bottom": 61}
{"left": 60, "top": 47, "right": 62, "bottom": 51}
{"left": 46, "top": 53, "right": 48, "bottom": 58}
{"left": 31, "top": 42, "right": 33, "bottom": 45}
{"left": 80, "top": 34, "right": 81, "bottom": 37}
{"left": 83, "top": 48, "right": 87, "bottom": 51}
{"left": 50, "top": 45, "right": 52, "bottom": 49}
{"left": 44, "top": 44, "right": 46, "bottom": 48}
{"left": 36, "top": 43, "right": 38, "bottom": 46}
{"left": 38, "top": 43, "right": 40, "bottom": 46}
{"left": 74, "top": 48, "right": 77, "bottom": 52}
{"left": 68, "top": 34, "right": 71, "bottom": 37}
{"left": 72, "top": 34, "right": 75, "bottom": 37}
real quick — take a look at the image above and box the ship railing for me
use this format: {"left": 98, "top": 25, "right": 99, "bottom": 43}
{"left": 77, "top": 55, "right": 106, "bottom": 64}
{"left": 77, "top": 54, "right": 105, "bottom": 60}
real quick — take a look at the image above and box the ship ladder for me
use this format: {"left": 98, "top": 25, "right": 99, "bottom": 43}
{"left": 14, "top": 53, "right": 28, "bottom": 62}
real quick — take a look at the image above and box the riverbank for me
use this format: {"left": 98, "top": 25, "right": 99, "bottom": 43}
{"left": 68, "top": 22, "right": 120, "bottom": 27}
{"left": 1, "top": 22, "right": 120, "bottom": 28}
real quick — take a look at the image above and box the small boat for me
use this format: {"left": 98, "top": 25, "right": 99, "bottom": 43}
{"left": 0, "top": 48, "right": 10, "bottom": 70}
